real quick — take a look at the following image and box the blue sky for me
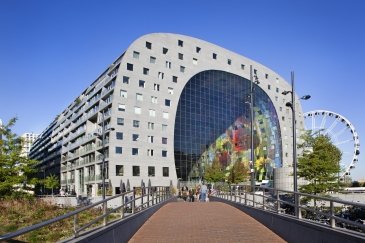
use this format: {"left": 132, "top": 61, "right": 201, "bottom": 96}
{"left": 1, "top": 0, "right": 364, "bottom": 180}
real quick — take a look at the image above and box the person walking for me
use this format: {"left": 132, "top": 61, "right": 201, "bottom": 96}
{"left": 200, "top": 182, "right": 208, "bottom": 202}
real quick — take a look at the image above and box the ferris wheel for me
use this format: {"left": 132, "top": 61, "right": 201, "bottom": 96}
{"left": 303, "top": 110, "right": 360, "bottom": 179}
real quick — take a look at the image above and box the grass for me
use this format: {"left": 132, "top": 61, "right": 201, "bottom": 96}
{"left": 0, "top": 198, "right": 119, "bottom": 242}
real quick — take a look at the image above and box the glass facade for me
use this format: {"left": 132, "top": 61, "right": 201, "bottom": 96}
{"left": 174, "top": 70, "right": 282, "bottom": 182}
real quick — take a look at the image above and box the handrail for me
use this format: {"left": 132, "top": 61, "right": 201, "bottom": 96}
{"left": 0, "top": 181, "right": 174, "bottom": 241}
{"left": 214, "top": 184, "right": 365, "bottom": 235}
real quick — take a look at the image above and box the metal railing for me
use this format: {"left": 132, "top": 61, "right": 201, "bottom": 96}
{"left": 214, "top": 184, "right": 365, "bottom": 235}
{"left": 0, "top": 180, "right": 174, "bottom": 241}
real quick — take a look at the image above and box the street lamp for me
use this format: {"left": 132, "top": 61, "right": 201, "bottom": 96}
{"left": 282, "top": 71, "right": 310, "bottom": 218}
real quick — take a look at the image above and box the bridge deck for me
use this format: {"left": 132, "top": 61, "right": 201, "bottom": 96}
{"left": 129, "top": 201, "right": 285, "bottom": 242}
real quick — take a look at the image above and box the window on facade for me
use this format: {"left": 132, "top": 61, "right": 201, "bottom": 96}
{"left": 158, "top": 72, "right": 164, "bottom": 79}
{"left": 132, "top": 134, "right": 139, "bottom": 141}
{"left": 165, "top": 61, "right": 171, "bottom": 69}
{"left": 193, "top": 58, "right": 198, "bottom": 65}
{"left": 180, "top": 66, "right": 185, "bottom": 73}
{"left": 178, "top": 53, "right": 183, "bottom": 60}
{"left": 133, "top": 166, "right": 140, "bottom": 176}
{"left": 163, "top": 112, "right": 169, "bottom": 119}
{"left": 154, "top": 83, "right": 160, "bottom": 91}
{"left": 117, "top": 118, "right": 124, "bottom": 125}
{"left": 127, "top": 63, "right": 133, "bottom": 71}
{"left": 178, "top": 40, "right": 183, "bottom": 47}
{"left": 120, "top": 90, "right": 127, "bottom": 98}
{"left": 148, "top": 135, "right": 154, "bottom": 143}
{"left": 162, "top": 137, "right": 167, "bottom": 144}
{"left": 133, "top": 120, "right": 140, "bottom": 128}
{"left": 148, "top": 122, "right": 154, "bottom": 130}
{"left": 143, "top": 68, "right": 149, "bottom": 75}
{"left": 265, "top": 73, "right": 269, "bottom": 79}
{"left": 213, "top": 53, "right": 217, "bottom": 59}
{"left": 146, "top": 42, "right": 152, "bottom": 49}
{"left": 132, "top": 148, "right": 139, "bottom": 155}
{"left": 163, "top": 167, "right": 169, "bottom": 177}
{"left": 162, "top": 47, "right": 168, "bottom": 54}
{"left": 162, "top": 150, "right": 167, "bottom": 157}
{"left": 196, "top": 47, "right": 201, "bottom": 53}
{"left": 151, "top": 96, "right": 158, "bottom": 104}
{"left": 276, "top": 87, "right": 279, "bottom": 93}
{"left": 162, "top": 124, "right": 167, "bottom": 131}
{"left": 136, "top": 93, "right": 143, "bottom": 101}
{"left": 168, "top": 87, "right": 174, "bottom": 94}
{"left": 148, "top": 166, "right": 155, "bottom": 177}
{"left": 254, "top": 69, "right": 257, "bottom": 75}
{"left": 227, "top": 59, "right": 232, "bottom": 65}
{"left": 139, "top": 80, "right": 145, "bottom": 88}
{"left": 150, "top": 56, "right": 156, "bottom": 64}
{"left": 133, "top": 51, "right": 140, "bottom": 59}
{"left": 148, "top": 149, "right": 154, "bottom": 157}
{"left": 282, "top": 116, "right": 285, "bottom": 121}
{"left": 116, "top": 132, "right": 123, "bottom": 140}
{"left": 173, "top": 76, "right": 178, "bottom": 83}
{"left": 268, "top": 84, "right": 271, "bottom": 90}
{"left": 134, "top": 107, "right": 141, "bottom": 114}
{"left": 118, "top": 104, "right": 126, "bottom": 111}
{"left": 241, "top": 64, "right": 245, "bottom": 70}
{"left": 123, "top": 76, "right": 129, "bottom": 84}
{"left": 165, "top": 99, "right": 171, "bottom": 106}
{"left": 149, "top": 109, "right": 156, "bottom": 117}
{"left": 115, "top": 147, "right": 123, "bottom": 154}
{"left": 116, "top": 165, "right": 124, "bottom": 176}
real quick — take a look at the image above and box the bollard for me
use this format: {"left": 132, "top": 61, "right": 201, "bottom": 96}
{"left": 330, "top": 201, "right": 335, "bottom": 228}
{"left": 74, "top": 214, "right": 79, "bottom": 238}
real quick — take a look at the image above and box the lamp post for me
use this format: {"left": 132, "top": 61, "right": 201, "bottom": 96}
{"left": 282, "top": 71, "right": 310, "bottom": 218}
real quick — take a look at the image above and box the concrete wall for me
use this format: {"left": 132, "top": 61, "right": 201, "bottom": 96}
{"left": 212, "top": 197, "right": 365, "bottom": 243}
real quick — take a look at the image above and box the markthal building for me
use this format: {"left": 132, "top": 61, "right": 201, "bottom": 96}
{"left": 29, "top": 33, "right": 305, "bottom": 196}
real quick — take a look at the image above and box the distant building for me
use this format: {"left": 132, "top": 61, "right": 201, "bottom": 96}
{"left": 21, "top": 133, "right": 39, "bottom": 157}
{"left": 29, "top": 33, "right": 306, "bottom": 196}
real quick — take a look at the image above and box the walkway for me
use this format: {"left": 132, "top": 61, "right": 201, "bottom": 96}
{"left": 129, "top": 202, "right": 286, "bottom": 242}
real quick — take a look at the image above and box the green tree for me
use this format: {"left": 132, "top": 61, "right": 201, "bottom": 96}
{"left": 44, "top": 174, "right": 60, "bottom": 195}
{"left": 0, "top": 118, "right": 39, "bottom": 198}
{"left": 227, "top": 161, "right": 249, "bottom": 184}
{"left": 297, "top": 131, "right": 342, "bottom": 195}
{"left": 204, "top": 159, "right": 225, "bottom": 183}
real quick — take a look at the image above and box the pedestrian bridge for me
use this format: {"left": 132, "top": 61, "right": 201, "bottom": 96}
{"left": 1, "top": 185, "right": 365, "bottom": 243}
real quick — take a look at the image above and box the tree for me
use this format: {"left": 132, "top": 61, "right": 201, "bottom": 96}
{"left": 227, "top": 161, "right": 249, "bottom": 184}
{"left": 204, "top": 158, "right": 225, "bottom": 183}
{"left": 297, "top": 131, "right": 342, "bottom": 195}
{"left": 0, "top": 118, "right": 39, "bottom": 198}
{"left": 44, "top": 174, "right": 60, "bottom": 195}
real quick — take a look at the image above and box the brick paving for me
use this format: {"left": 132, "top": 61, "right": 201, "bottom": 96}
{"left": 129, "top": 202, "right": 286, "bottom": 243}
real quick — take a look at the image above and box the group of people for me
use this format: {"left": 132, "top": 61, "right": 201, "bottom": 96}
{"left": 180, "top": 183, "right": 210, "bottom": 202}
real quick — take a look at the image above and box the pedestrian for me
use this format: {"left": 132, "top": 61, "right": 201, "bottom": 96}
{"left": 200, "top": 182, "right": 208, "bottom": 202}
{"left": 181, "top": 185, "right": 189, "bottom": 201}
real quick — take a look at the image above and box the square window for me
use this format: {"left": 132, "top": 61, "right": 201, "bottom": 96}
{"left": 178, "top": 40, "right": 183, "bottom": 47}
{"left": 151, "top": 96, "right": 158, "bottom": 104}
{"left": 158, "top": 72, "right": 164, "bottom": 79}
{"left": 276, "top": 87, "right": 279, "bottom": 93}
{"left": 117, "top": 118, "right": 124, "bottom": 125}
{"left": 154, "top": 83, "right": 160, "bottom": 91}
{"left": 132, "top": 148, "right": 139, "bottom": 155}
{"left": 150, "top": 56, "right": 156, "bottom": 64}
{"left": 193, "top": 58, "right": 198, "bottom": 65}
{"left": 265, "top": 73, "right": 269, "bottom": 79}
{"left": 162, "top": 167, "right": 169, "bottom": 176}
{"left": 196, "top": 47, "right": 201, "bottom": 53}
{"left": 127, "top": 63, "right": 133, "bottom": 71}
{"left": 139, "top": 80, "right": 145, "bottom": 88}
{"left": 178, "top": 53, "right": 183, "bottom": 60}
{"left": 133, "top": 165, "right": 140, "bottom": 176}
{"left": 133, "top": 120, "right": 140, "bottom": 128}
{"left": 241, "top": 64, "right": 245, "bottom": 70}
{"left": 123, "top": 76, "right": 129, "bottom": 84}
{"left": 116, "top": 165, "right": 124, "bottom": 176}
{"left": 165, "top": 61, "right": 171, "bottom": 69}
{"left": 115, "top": 146, "right": 123, "bottom": 154}
{"left": 213, "top": 53, "right": 217, "bottom": 59}
{"left": 148, "top": 149, "right": 154, "bottom": 157}
{"left": 162, "top": 47, "right": 168, "bottom": 54}
{"left": 172, "top": 76, "right": 178, "bottom": 83}
{"left": 149, "top": 109, "right": 156, "bottom": 117}
{"left": 268, "top": 84, "right": 271, "bottom": 90}
{"left": 165, "top": 99, "right": 171, "bottom": 106}
{"left": 132, "top": 134, "right": 139, "bottom": 141}
{"left": 136, "top": 93, "right": 143, "bottom": 101}
{"left": 118, "top": 104, "right": 126, "bottom": 111}
{"left": 146, "top": 42, "right": 152, "bottom": 49}
{"left": 148, "top": 135, "right": 154, "bottom": 143}
{"left": 162, "top": 150, "right": 167, "bottom": 157}
{"left": 168, "top": 87, "right": 174, "bottom": 95}
{"left": 227, "top": 59, "right": 232, "bottom": 65}
{"left": 143, "top": 68, "right": 149, "bottom": 75}
{"left": 254, "top": 69, "right": 258, "bottom": 75}
{"left": 180, "top": 66, "right": 185, "bottom": 73}
{"left": 148, "top": 122, "right": 154, "bottom": 130}
{"left": 163, "top": 112, "right": 169, "bottom": 119}
{"left": 162, "top": 137, "right": 167, "bottom": 144}
{"left": 133, "top": 51, "right": 140, "bottom": 59}
{"left": 162, "top": 124, "right": 167, "bottom": 131}
{"left": 120, "top": 90, "right": 127, "bottom": 98}
{"left": 116, "top": 132, "right": 123, "bottom": 140}
{"left": 148, "top": 166, "right": 155, "bottom": 177}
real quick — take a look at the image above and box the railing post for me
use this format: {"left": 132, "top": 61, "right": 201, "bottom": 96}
{"left": 103, "top": 199, "right": 107, "bottom": 226}
{"left": 121, "top": 194, "right": 125, "bottom": 218}
{"left": 262, "top": 190, "right": 265, "bottom": 209}
{"left": 132, "top": 189, "right": 136, "bottom": 214}
{"left": 276, "top": 190, "right": 280, "bottom": 213}
{"left": 297, "top": 193, "right": 302, "bottom": 219}
{"left": 239, "top": 187, "right": 242, "bottom": 204}
{"left": 330, "top": 201, "right": 335, "bottom": 228}
{"left": 244, "top": 190, "right": 247, "bottom": 205}
{"left": 252, "top": 185, "right": 255, "bottom": 208}
{"left": 141, "top": 180, "right": 144, "bottom": 209}
{"left": 73, "top": 214, "right": 79, "bottom": 238}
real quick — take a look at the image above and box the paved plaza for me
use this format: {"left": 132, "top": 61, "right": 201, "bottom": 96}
{"left": 129, "top": 202, "right": 286, "bottom": 242}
